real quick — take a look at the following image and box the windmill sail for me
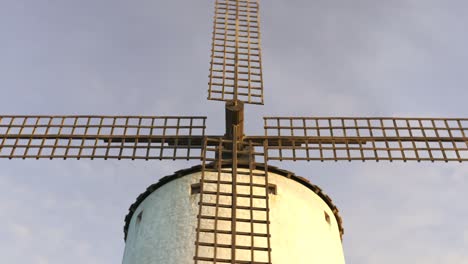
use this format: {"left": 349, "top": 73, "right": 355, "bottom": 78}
{"left": 208, "top": 0, "right": 264, "bottom": 105}
{"left": 0, "top": 115, "right": 207, "bottom": 160}
{"left": 256, "top": 117, "right": 468, "bottom": 162}
{"left": 194, "top": 133, "right": 272, "bottom": 263}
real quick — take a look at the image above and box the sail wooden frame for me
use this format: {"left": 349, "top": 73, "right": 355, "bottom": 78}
{"left": 258, "top": 117, "right": 468, "bottom": 162}
{"left": 0, "top": 115, "right": 207, "bottom": 160}
{"left": 208, "top": 0, "right": 264, "bottom": 105}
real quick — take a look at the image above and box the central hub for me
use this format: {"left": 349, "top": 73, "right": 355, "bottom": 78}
{"left": 221, "top": 100, "right": 251, "bottom": 163}
{"left": 225, "top": 100, "right": 244, "bottom": 141}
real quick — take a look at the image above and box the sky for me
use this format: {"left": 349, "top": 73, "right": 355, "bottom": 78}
{"left": 1, "top": 0, "right": 468, "bottom": 263}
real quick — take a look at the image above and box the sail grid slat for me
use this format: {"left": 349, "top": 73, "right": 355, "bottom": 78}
{"left": 257, "top": 117, "right": 468, "bottom": 162}
{"left": 0, "top": 115, "right": 207, "bottom": 160}
{"left": 208, "top": 0, "right": 264, "bottom": 105}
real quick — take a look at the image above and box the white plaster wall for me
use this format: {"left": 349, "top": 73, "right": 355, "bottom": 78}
{"left": 122, "top": 173, "right": 200, "bottom": 264}
{"left": 269, "top": 175, "right": 345, "bottom": 264}
{"left": 122, "top": 169, "right": 345, "bottom": 264}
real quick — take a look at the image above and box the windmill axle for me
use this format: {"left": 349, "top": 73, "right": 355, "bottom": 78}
{"left": 225, "top": 100, "right": 244, "bottom": 142}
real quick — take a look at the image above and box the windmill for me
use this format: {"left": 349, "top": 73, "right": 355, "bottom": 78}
{"left": 1, "top": 0, "right": 468, "bottom": 263}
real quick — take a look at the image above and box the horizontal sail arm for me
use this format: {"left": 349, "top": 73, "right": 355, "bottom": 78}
{"left": 0, "top": 115, "right": 210, "bottom": 160}
{"left": 251, "top": 117, "right": 468, "bottom": 162}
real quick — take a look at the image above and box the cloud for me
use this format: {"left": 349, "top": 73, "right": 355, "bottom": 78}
{"left": 10, "top": 224, "right": 32, "bottom": 240}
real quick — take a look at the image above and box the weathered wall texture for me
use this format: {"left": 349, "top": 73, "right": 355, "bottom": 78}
{"left": 122, "top": 170, "right": 345, "bottom": 264}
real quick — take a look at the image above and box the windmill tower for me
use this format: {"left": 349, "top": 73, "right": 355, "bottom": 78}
{"left": 1, "top": 0, "right": 468, "bottom": 263}
{"left": 121, "top": 165, "right": 345, "bottom": 264}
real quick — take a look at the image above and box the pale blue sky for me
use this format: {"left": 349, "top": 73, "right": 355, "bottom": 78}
{"left": 1, "top": 0, "right": 468, "bottom": 263}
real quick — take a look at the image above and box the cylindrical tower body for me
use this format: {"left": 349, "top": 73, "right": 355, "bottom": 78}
{"left": 122, "top": 166, "right": 345, "bottom": 264}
